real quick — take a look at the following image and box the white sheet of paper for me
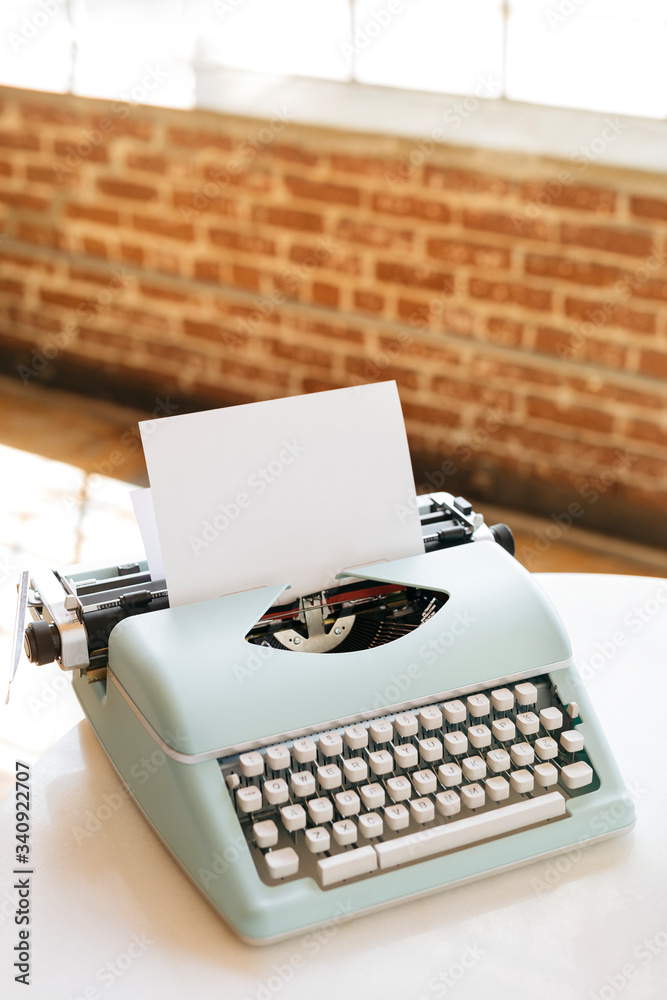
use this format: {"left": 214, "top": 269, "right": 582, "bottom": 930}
{"left": 130, "top": 487, "right": 165, "bottom": 582}
{"left": 139, "top": 382, "right": 423, "bottom": 607}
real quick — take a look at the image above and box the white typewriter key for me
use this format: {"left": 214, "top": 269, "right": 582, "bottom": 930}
{"left": 468, "top": 724, "right": 492, "bottom": 749}
{"left": 411, "top": 797, "right": 435, "bottom": 824}
{"left": 510, "top": 769, "right": 534, "bottom": 795}
{"left": 412, "top": 769, "right": 437, "bottom": 795}
{"left": 443, "top": 731, "right": 468, "bottom": 757}
{"left": 394, "top": 712, "right": 418, "bottom": 737}
{"left": 461, "top": 783, "right": 485, "bottom": 810}
{"left": 343, "top": 757, "right": 369, "bottom": 783}
{"left": 443, "top": 700, "right": 466, "bottom": 725}
{"left": 317, "top": 764, "right": 342, "bottom": 791}
{"left": 567, "top": 701, "right": 580, "bottom": 719}
{"left": 535, "top": 737, "right": 559, "bottom": 761}
{"left": 419, "top": 737, "right": 443, "bottom": 763}
{"left": 334, "top": 790, "right": 361, "bottom": 817}
{"left": 316, "top": 845, "right": 377, "bottom": 887}
{"left": 360, "top": 782, "right": 386, "bottom": 810}
{"left": 491, "top": 688, "right": 514, "bottom": 713}
{"left": 487, "top": 749, "right": 510, "bottom": 773}
{"left": 358, "top": 812, "right": 383, "bottom": 839}
{"left": 368, "top": 750, "right": 393, "bottom": 776}
{"left": 386, "top": 775, "right": 412, "bottom": 801}
{"left": 308, "top": 797, "right": 334, "bottom": 824}
{"left": 225, "top": 772, "right": 240, "bottom": 791}
{"left": 560, "top": 761, "right": 593, "bottom": 789}
{"left": 319, "top": 732, "right": 343, "bottom": 757}
{"left": 467, "top": 694, "right": 490, "bottom": 718}
{"left": 394, "top": 743, "right": 419, "bottom": 769}
{"left": 510, "top": 742, "right": 534, "bottom": 767}
{"left": 253, "top": 819, "right": 279, "bottom": 848}
{"left": 486, "top": 776, "right": 510, "bottom": 802}
{"left": 369, "top": 719, "right": 393, "bottom": 743}
{"left": 462, "top": 756, "right": 486, "bottom": 781}
{"left": 436, "top": 790, "right": 461, "bottom": 817}
{"left": 516, "top": 711, "right": 540, "bottom": 736}
{"left": 239, "top": 751, "right": 264, "bottom": 778}
{"left": 534, "top": 763, "right": 558, "bottom": 787}
{"left": 491, "top": 718, "right": 516, "bottom": 742}
{"left": 540, "top": 707, "right": 564, "bottom": 731}
{"left": 514, "top": 682, "right": 538, "bottom": 706}
{"left": 560, "top": 730, "right": 585, "bottom": 754}
{"left": 280, "top": 804, "right": 307, "bottom": 831}
{"left": 290, "top": 771, "right": 316, "bottom": 798}
{"left": 438, "top": 763, "right": 462, "bottom": 787}
{"left": 265, "top": 744, "right": 290, "bottom": 770}
{"left": 236, "top": 786, "right": 263, "bottom": 813}
{"left": 384, "top": 803, "right": 410, "bottom": 831}
{"left": 332, "top": 819, "right": 358, "bottom": 846}
{"left": 264, "top": 778, "right": 289, "bottom": 805}
{"left": 265, "top": 847, "right": 299, "bottom": 880}
{"left": 292, "top": 738, "right": 317, "bottom": 764}
{"left": 419, "top": 706, "right": 443, "bottom": 730}
{"left": 305, "top": 827, "right": 330, "bottom": 854}
{"left": 344, "top": 725, "right": 368, "bottom": 751}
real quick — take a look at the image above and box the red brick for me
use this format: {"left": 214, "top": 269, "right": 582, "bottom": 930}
{"left": 78, "top": 327, "right": 134, "bottom": 352}
{"left": 470, "top": 357, "right": 561, "bottom": 388}
{"left": 0, "top": 131, "right": 39, "bottom": 151}
{"left": 527, "top": 397, "right": 613, "bottom": 434}
{"left": 567, "top": 378, "right": 664, "bottom": 410}
{"left": 378, "top": 337, "right": 461, "bottom": 370}
{"left": 626, "top": 419, "right": 667, "bottom": 450}
{"left": 132, "top": 214, "right": 194, "bottom": 241}
{"left": 0, "top": 278, "right": 23, "bottom": 295}
{"left": 40, "top": 289, "right": 89, "bottom": 310}
{"left": 330, "top": 154, "right": 397, "bottom": 176}
{"left": 463, "top": 209, "right": 549, "bottom": 242}
{"left": 119, "top": 243, "right": 144, "bottom": 264}
{"left": 486, "top": 317, "right": 523, "bottom": 347}
{"left": 354, "top": 290, "right": 384, "bottom": 314}
{"left": 53, "top": 140, "right": 108, "bottom": 163}
{"left": 402, "top": 401, "right": 461, "bottom": 429}
{"left": 311, "top": 282, "right": 339, "bottom": 307}
{"left": 377, "top": 261, "right": 454, "bottom": 293}
{"left": 525, "top": 254, "right": 623, "bottom": 286}
{"left": 292, "top": 318, "right": 364, "bottom": 344}
{"left": 264, "top": 338, "right": 332, "bottom": 369}
{"left": 0, "top": 250, "right": 55, "bottom": 273}
{"left": 285, "top": 175, "right": 360, "bottom": 207}
{"left": 219, "top": 359, "right": 289, "bottom": 390}
{"left": 97, "top": 178, "right": 157, "bottom": 201}
{"left": 126, "top": 153, "right": 168, "bottom": 173}
{"left": 272, "top": 144, "right": 320, "bottom": 167}
{"left": 209, "top": 228, "right": 275, "bottom": 255}
{"left": 193, "top": 260, "right": 220, "bottom": 282}
{"left": 564, "top": 296, "right": 656, "bottom": 334}
{"left": 140, "top": 283, "right": 193, "bottom": 303}
{"left": 25, "top": 166, "right": 59, "bottom": 184}
{"left": 0, "top": 190, "right": 48, "bottom": 211}
{"left": 17, "top": 223, "right": 62, "bottom": 247}
{"left": 167, "top": 128, "right": 233, "bottom": 151}
{"left": 173, "top": 190, "right": 237, "bottom": 219}
{"left": 535, "top": 325, "right": 627, "bottom": 368}
{"left": 81, "top": 237, "right": 107, "bottom": 258}
{"left": 109, "top": 305, "right": 168, "bottom": 334}
{"left": 424, "top": 166, "right": 509, "bottom": 196}
{"left": 233, "top": 265, "right": 261, "bottom": 290}
{"left": 345, "top": 356, "right": 420, "bottom": 391}
{"left": 183, "top": 319, "right": 233, "bottom": 342}
{"left": 252, "top": 205, "right": 323, "bottom": 232}
{"left": 432, "top": 375, "right": 512, "bottom": 412}
{"left": 0, "top": 160, "right": 11, "bottom": 176}
{"left": 427, "top": 237, "right": 510, "bottom": 269}
{"left": 469, "top": 279, "right": 551, "bottom": 311}
{"left": 372, "top": 193, "right": 450, "bottom": 224}
{"left": 561, "top": 223, "right": 653, "bottom": 258}
{"left": 100, "top": 116, "right": 152, "bottom": 141}
{"left": 521, "top": 182, "right": 616, "bottom": 214}
{"left": 66, "top": 203, "right": 120, "bottom": 226}
{"left": 631, "top": 279, "right": 667, "bottom": 304}
{"left": 629, "top": 196, "right": 667, "bottom": 222}
{"left": 8, "top": 307, "right": 61, "bottom": 332}
{"left": 289, "top": 244, "right": 360, "bottom": 275}
{"left": 639, "top": 349, "right": 667, "bottom": 379}
{"left": 18, "top": 101, "right": 79, "bottom": 126}
{"left": 336, "top": 218, "right": 412, "bottom": 251}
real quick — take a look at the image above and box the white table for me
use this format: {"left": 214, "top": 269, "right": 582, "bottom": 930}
{"left": 1, "top": 574, "right": 666, "bottom": 1000}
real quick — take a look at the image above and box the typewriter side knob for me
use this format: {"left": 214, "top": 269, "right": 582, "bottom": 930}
{"left": 490, "top": 523, "right": 515, "bottom": 557}
{"left": 24, "top": 620, "right": 61, "bottom": 665}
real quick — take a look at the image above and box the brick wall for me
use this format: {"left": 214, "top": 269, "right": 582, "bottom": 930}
{"left": 0, "top": 86, "right": 666, "bottom": 546}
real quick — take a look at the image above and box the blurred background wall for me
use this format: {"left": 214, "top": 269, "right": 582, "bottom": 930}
{"left": 1, "top": 84, "right": 666, "bottom": 545}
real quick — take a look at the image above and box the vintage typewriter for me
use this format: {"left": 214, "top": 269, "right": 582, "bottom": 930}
{"left": 13, "top": 492, "right": 634, "bottom": 943}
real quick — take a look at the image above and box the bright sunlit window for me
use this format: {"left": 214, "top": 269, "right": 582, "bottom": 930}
{"left": 0, "top": 0, "right": 666, "bottom": 118}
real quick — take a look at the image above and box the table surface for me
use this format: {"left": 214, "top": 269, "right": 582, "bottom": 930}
{"left": 1, "top": 572, "right": 666, "bottom": 1000}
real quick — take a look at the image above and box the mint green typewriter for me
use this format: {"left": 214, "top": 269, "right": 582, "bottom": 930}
{"left": 15, "top": 493, "right": 634, "bottom": 943}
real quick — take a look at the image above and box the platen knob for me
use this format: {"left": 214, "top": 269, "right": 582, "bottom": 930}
{"left": 490, "top": 523, "right": 515, "bottom": 557}
{"left": 24, "top": 620, "right": 61, "bottom": 665}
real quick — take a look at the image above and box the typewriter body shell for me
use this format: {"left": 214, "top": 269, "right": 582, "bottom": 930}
{"left": 20, "top": 497, "right": 635, "bottom": 944}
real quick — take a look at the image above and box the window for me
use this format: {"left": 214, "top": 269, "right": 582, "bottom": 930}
{"left": 0, "top": 0, "right": 666, "bottom": 119}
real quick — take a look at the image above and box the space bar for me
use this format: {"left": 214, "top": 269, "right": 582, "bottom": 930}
{"left": 374, "top": 792, "right": 566, "bottom": 870}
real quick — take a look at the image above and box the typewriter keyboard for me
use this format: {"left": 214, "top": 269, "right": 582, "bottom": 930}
{"left": 219, "top": 675, "right": 597, "bottom": 889}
